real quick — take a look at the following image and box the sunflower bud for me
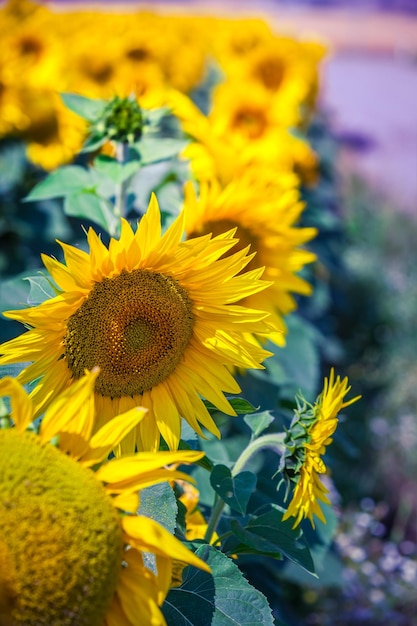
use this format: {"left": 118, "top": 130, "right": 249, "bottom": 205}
{"left": 93, "top": 95, "right": 143, "bottom": 144}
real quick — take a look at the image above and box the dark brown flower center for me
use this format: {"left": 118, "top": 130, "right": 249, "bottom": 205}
{"left": 254, "top": 56, "right": 285, "bottom": 90}
{"left": 231, "top": 107, "right": 267, "bottom": 140}
{"left": 64, "top": 269, "right": 195, "bottom": 398}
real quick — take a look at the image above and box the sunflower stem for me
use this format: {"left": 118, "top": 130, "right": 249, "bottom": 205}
{"left": 231, "top": 433, "right": 286, "bottom": 477}
{"left": 204, "top": 494, "right": 224, "bottom": 544}
{"left": 204, "top": 433, "right": 286, "bottom": 545}
{"left": 114, "top": 142, "right": 129, "bottom": 218}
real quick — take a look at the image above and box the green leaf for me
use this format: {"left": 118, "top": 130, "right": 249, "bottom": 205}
{"left": 94, "top": 155, "right": 141, "bottom": 184}
{"left": 24, "top": 275, "right": 58, "bottom": 305}
{"left": 244, "top": 411, "right": 275, "bottom": 437}
{"left": 60, "top": 93, "right": 106, "bottom": 122}
{"left": 144, "top": 107, "right": 170, "bottom": 126}
{"left": 138, "top": 482, "right": 177, "bottom": 534}
{"left": 162, "top": 544, "right": 275, "bottom": 626}
{"left": 80, "top": 132, "right": 107, "bottom": 154}
{"left": 24, "top": 166, "right": 93, "bottom": 202}
{"left": 229, "top": 397, "right": 258, "bottom": 415}
{"left": 210, "top": 464, "right": 257, "bottom": 514}
{"left": 275, "top": 314, "right": 320, "bottom": 401}
{"left": 138, "top": 482, "right": 178, "bottom": 574}
{"left": 0, "top": 272, "right": 32, "bottom": 312}
{"left": 64, "top": 191, "right": 118, "bottom": 234}
{"left": 300, "top": 502, "right": 339, "bottom": 571}
{"left": 137, "top": 136, "right": 188, "bottom": 165}
{"left": 229, "top": 506, "right": 316, "bottom": 576}
{"left": 282, "top": 548, "right": 343, "bottom": 589}
{"left": 204, "top": 397, "right": 257, "bottom": 416}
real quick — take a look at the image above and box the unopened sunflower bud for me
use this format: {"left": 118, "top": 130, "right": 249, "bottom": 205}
{"left": 92, "top": 95, "right": 143, "bottom": 144}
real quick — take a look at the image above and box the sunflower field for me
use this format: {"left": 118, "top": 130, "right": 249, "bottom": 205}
{"left": 1, "top": 1, "right": 416, "bottom": 625}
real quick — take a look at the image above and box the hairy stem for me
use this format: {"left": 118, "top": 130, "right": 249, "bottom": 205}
{"left": 114, "top": 142, "right": 129, "bottom": 218}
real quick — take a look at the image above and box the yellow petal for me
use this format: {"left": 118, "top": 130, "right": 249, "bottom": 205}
{"left": 151, "top": 383, "right": 181, "bottom": 451}
{"left": 96, "top": 450, "right": 204, "bottom": 484}
{"left": 116, "top": 548, "right": 167, "bottom": 626}
{"left": 80, "top": 406, "right": 148, "bottom": 467}
{"left": 123, "top": 516, "right": 211, "bottom": 573}
{"left": 136, "top": 193, "right": 162, "bottom": 255}
{"left": 0, "top": 377, "right": 33, "bottom": 431}
{"left": 40, "top": 369, "right": 99, "bottom": 448}
{"left": 111, "top": 491, "right": 139, "bottom": 513}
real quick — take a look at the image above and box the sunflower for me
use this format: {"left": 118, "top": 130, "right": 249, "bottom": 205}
{"left": 0, "top": 370, "right": 209, "bottom": 626}
{"left": 280, "top": 369, "right": 361, "bottom": 528}
{"left": 184, "top": 178, "right": 317, "bottom": 344}
{"left": 168, "top": 88, "right": 319, "bottom": 187}
{"left": 0, "top": 193, "right": 274, "bottom": 452}
{"left": 210, "top": 78, "right": 300, "bottom": 140}
{"left": 218, "top": 35, "right": 326, "bottom": 118}
{"left": 208, "top": 15, "right": 273, "bottom": 65}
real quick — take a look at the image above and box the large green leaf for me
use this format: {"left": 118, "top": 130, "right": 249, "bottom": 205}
{"left": 210, "top": 465, "right": 257, "bottom": 515}
{"left": 94, "top": 155, "right": 141, "bottom": 184}
{"left": 162, "top": 544, "right": 275, "bottom": 626}
{"left": 228, "top": 506, "right": 316, "bottom": 576}
{"left": 60, "top": 93, "right": 106, "bottom": 122}
{"left": 244, "top": 411, "right": 275, "bottom": 438}
{"left": 64, "top": 191, "right": 118, "bottom": 234}
{"left": 281, "top": 549, "right": 343, "bottom": 589}
{"left": 138, "top": 482, "right": 177, "bottom": 534}
{"left": 138, "top": 136, "right": 188, "bottom": 165}
{"left": 0, "top": 273, "right": 33, "bottom": 312}
{"left": 24, "top": 166, "right": 94, "bottom": 202}
{"left": 276, "top": 314, "right": 320, "bottom": 401}
{"left": 138, "top": 482, "right": 178, "bottom": 574}
{"left": 24, "top": 275, "right": 58, "bottom": 305}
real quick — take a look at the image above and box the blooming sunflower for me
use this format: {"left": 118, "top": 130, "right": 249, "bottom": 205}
{"left": 0, "top": 370, "right": 209, "bottom": 626}
{"left": 218, "top": 35, "right": 326, "bottom": 120}
{"left": 0, "top": 193, "right": 274, "bottom": 452}
{"left": 168, "top": 88, "right": 319, "bottom": 187}
{"left": 280, "top": 369, "right": 361, "bottom": 528}
{"left": 184, "top": 178, "right": 317, "bottom": 344}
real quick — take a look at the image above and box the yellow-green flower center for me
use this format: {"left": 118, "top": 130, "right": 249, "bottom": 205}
{"left": 64, "top": 269, "right": 195, "bottom": 398}
{"left": 0, "top": 429, "right": 123, "bottom": 626}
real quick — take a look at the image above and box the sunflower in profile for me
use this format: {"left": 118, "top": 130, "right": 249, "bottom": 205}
{"left": 0, "top": 370, "right": 209, "bottom": 626}
{"left": 279, "top": 369, "right": 361, "bottom": 528}
{"left": 184, "top": 178, "right": 317, "bottom": 344}
{"left": 0, "top": 193, "right": 274, "bottom": 452}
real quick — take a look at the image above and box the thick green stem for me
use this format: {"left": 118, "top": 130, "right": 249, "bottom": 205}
{"left": 204, "top": 433, "right": 286, "bottom": 545}
{"left": 114, "top": 142, "right": 129, "bottom": 218}
{"left": 232, "top": 433, "right": 285, "bottom": 477}
{"left": 203, "top": 494, "right": 224, "bottom": 544}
